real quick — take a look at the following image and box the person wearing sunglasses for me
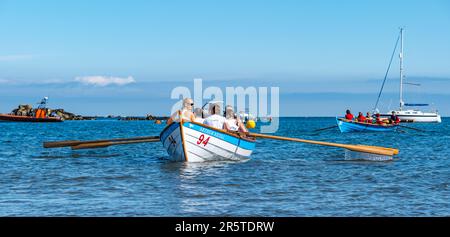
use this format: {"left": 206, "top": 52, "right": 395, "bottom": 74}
{"left": 167, "top": 98, "right": 196, "bottom": 125}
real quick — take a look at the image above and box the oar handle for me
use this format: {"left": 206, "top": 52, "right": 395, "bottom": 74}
{"left": 43, "top": 140, "right": 81, "bottom": 148}
{"left": 399, "top": 125, "right": 426, "bottom": 132}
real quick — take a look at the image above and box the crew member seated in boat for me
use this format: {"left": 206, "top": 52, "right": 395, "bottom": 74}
{"left": 167, "top": 98, "right": 196, "bottom": 125}
{"left": 203, "top": 103, "right": 227, "bottom": 130}
{"left": 365, "top": 112, "right": 374, "bottom": 123}
{"left": 357, "top": 112, "right": 365, "bottom": 122}
{"left": 375, "top": 113, "right": 385, "bottom": 125}
{"left": 345, "top": 109, "right": 354, "bottom": 120}
{"left": 224, "top": 105, "right": 247, "bottom": 133}
{"left": 193, "top": 108, "right": 205, "bottom": 124}
{"left": 390, "top": 111, "right": 401, "bottom": 124}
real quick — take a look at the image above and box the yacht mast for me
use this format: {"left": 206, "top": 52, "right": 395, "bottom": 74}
{"left": 399, "top": 28, "right": 404, "bottom": 110}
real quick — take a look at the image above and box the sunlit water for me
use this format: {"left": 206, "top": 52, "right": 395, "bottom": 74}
{"left": 0, "top": 118, "right": 448, "bottom": 216}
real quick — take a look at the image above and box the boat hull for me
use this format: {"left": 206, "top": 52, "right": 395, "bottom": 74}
{"left": 336, "top": 118, "right": 398, "bottom": 133}
{"left": 160, "top": 121, "right": 256, "bottom": 162}
{"left": 380, "top": 111, "right": 441, "bottom": 123}
{"left": 0, "top": 114, "right": 63, "bottom": 122}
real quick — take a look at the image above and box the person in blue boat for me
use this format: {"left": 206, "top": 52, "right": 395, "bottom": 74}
{"left": 375, "top": 113, "right": 386, "bottom": 125}
{"left": 390, "top": 111, "right": 401, "bottom": 124}
{"left": 357, "top": 112, "right": 366, "bottom": 122}
{"left": 345, "top": 109, "right": 354, "bottom": 120}
{"left": 365, "top": 112, "right": 374, "bottom": 123}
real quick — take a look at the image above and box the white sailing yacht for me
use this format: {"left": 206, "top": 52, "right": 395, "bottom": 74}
{"left": 380, "top": 28, "right": 441, "bottom": 123}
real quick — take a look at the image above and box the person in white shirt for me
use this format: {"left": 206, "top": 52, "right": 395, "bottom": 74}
{"left": 203, "top": 103, "right": 227, "bottom": 130}
{"left": 224, "top": 105, "right": 248, "bottom": 133}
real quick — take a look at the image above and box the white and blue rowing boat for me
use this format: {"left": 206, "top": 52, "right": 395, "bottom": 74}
{"left": 160, "top": 121, "right": 256, "bottom": 162}
{"left": 336, "top": 117, "right": 398, "bottom": 133}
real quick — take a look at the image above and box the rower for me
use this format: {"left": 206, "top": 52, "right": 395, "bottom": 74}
{"left": 193, "top": 108, "right": 205, "bottom": 123}
{"left": 357, "top": 112, "right": 365, "bottom": 123}
{"left": 390, "top": 111, "right": 401, "bottom": 124}
{"left": 167, "top": 98, "right": 196, "bottom": 125}
{"left": 224, "top": 105, "right": 247, "bottom": 133}
{"left": 375, "top": 113, "right": 385, "bottom": 125}
{"left": 203, "top": 103, "right": 227, "bottom": 129}
{"left": 345, "top": 109, "right": 354, "bottom": 121}
{"left": 365, "top": 112, "right": 373, "bottom": 123}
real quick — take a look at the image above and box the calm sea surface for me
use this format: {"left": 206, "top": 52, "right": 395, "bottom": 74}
{"left": 0, "top": 117, "right": 448, "bottom": 216}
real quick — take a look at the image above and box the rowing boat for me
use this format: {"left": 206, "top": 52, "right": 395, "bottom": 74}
{"left": 160, "top": 121, "right": 256, "bottom": 162}
{"left": 0, "top": 114, "right": 63, "bottom": 122}
{"left": 336, "top": 117, "right": 398, "bottom": 133}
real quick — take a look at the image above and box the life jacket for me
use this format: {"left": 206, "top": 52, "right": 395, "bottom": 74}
{"left": 345, "top": 114, "right": 354, "bottom": 120}
{"left": 35, "top": 109, "right": 46, "bottom": 118}
{"left": 357, "top": 115, "right": 365, "bottom": 122}
{"left": 376, "top": 117, "right": 383, "bottom": 125}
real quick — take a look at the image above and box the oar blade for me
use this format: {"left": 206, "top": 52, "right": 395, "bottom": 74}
{"left": 43, "top": 140, "right": 81, "bottom": 148}
{"left": 344, "top": 149, "right": 394, "bottom": 161}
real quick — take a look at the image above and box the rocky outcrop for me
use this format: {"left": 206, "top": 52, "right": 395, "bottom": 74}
{"left": 10, "top": 105, "right": 92, "bottom": 120}
{"left": 146, "top": 114, "right": 169, "bottom": 120}
{"left": 118, "top": 114, "right": 169, "bottom": 121}
{"left": 12, "top": 104, "right": 33, "bottom": 116}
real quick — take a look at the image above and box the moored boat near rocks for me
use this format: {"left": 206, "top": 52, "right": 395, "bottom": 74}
{"left": 6, "top": 104, "right": 92, "bottom": 121}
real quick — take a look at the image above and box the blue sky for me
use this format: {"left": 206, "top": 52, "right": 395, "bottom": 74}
{"left": 1, "top": 0, "right": 450, "bottom": 116}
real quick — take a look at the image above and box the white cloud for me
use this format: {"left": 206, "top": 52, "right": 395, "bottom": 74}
{"left": 75, "top": 76, "right": 136, "bottom": 86}
{"left": 0, "top": 54, "right": 34, "bottom": 61}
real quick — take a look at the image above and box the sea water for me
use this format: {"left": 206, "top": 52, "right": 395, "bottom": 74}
{"left": 0, "top": 118, "right": 448, "bottom": 216}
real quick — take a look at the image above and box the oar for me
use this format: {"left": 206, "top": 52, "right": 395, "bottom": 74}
{"left": 248, "top": 132, "right": 399, "bottom": 156}
{"left": 399, "top": 125, "right": 426, "bottom": 132}
{"left": 313, "top": 125, "right": 338, "bottom": 132}
{"left": 44, "top": 136, "right": 160, "bottom": 148}
{"left": 71, "top": 138, "right": 160, "bottom": 150}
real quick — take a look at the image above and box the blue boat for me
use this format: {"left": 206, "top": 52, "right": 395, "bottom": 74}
{"left": 336, "top": 117, "right": 398, "bottom": 133}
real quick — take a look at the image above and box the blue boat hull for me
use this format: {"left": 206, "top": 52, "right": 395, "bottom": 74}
{"left": 336, "top": 117, "right": 398, "bottom": 133}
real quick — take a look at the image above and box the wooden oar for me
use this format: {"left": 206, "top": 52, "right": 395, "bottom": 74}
{"left": 44, "top": 136, "right": 160, "bottom": 148}
{"left": 313, "top": 125, "right": 338, "bottom": 132}
{"left": 71, "top": 138, "right": 160, "bottom": 150}
{"left": 399, "top": 125, "right": 426, "bottom": 132}
{"left": 248, "top": 132, "right": 399, "bottom": 156}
